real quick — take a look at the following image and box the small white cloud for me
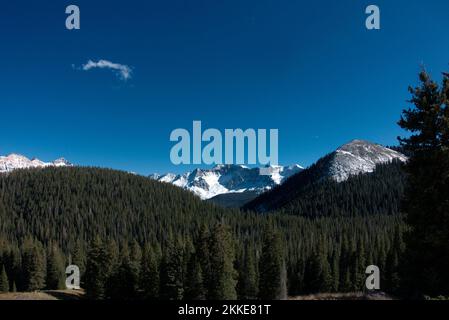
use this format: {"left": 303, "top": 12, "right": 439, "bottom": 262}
{"left": 81, "top": 59, "right": 132, "bottom": 81}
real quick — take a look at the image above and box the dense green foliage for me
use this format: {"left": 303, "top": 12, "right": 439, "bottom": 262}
{"left": 0, "top": 166, "right": 405, "bottom": 298}
{"left": 245, "top": 160, "right": 406, "bottom": 217}
{"left": 258, "top": 227, "right": 286, "bottom": 299}
{"left": 398, "top": 70, "right": 449, "bottom": 297}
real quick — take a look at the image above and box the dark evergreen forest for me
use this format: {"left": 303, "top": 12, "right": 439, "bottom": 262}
{"left": 0, "top": 166, "right": 405, "bottom": 299}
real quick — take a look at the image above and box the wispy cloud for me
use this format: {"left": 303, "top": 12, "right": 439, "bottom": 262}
{"left": 81, "top": 59, "right": 132, "bottom": 81}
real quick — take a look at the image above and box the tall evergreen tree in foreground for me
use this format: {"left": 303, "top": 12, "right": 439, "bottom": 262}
{"left": 46, "top": 244, "right": 65, "bottom": 290}
{"left": 237, "top": 245, "right": 258, "bottom": 299}
{"left": 258, "top": 226, "right": 286, "bottom": 299}
{"left": 398, "top": 69, "right": 449, "bottom": 296}
{"left": 22, "top": 239, "right": 46, "bottom": 291}
{"left": 141, "top": 244, "right": 160, "bottom": 299}
{"left": 0, "top": 265, "right": 9, "bottom": 292}
{"left": 84, "top": 237, "right": 113, "bottom": 299}
{"left": 184, "top": 253, "right": 206, "bottom": 300}
{"left": 208, "top": 224, "right": 238, "bottom": 300}
{"left": 159, "top": 238, "right": 185, "bottom": 300}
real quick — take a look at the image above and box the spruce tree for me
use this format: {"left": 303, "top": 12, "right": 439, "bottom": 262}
{"left": 237, "top": 245, "right": 258, "bottom": 299}
{"left": 46, "top": 244, "right": 65, "bottom": 290}
{"left": 398, "top": 70, "right": 449, "bottom": 296}
{"left": 141, "top": 244, "right": 160, "bottom": 299}
{"left": 159, "top": 239, "right": 185, "bottom": 300}
{"left": 331, "top": 250, "right": 340, "bottom": 292}
{"left": 22, "top": 239, "right": 46, "bottom": 291}
{"left": 258, "top": 226, "right": 286, "bottom": 299}
{"left": 208, "top": 224, "right": 237, "bottom": 300}
{"left": 195, "top": 225, "right": 212, "bottom": 296}
{"left": 129, "top": 241, "right": 142, "bottom": 294}
{"left": 306, "top": 250, "right": 332, "bottom": 293}
{"left": 107, "top": 245, "right": 136, "bottom": 300}
{"left": 71, "top": 241, "right": 86, "bottom": 280}
{"left": 184, "top": 253, "right": 206, "bottom": 300}
{"left": 84, "top": 237, "right": 112, "bottom": 299}
{"left": 0, "top": 265, "right": 9, "bottom": 293}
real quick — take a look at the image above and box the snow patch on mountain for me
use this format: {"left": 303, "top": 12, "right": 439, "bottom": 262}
{"left": 326, "top": 140, "right": 407, "bottom": 182}
{"left": 150, "top": 164, "right": 303, "bottom": 200}
{"left": 0, "top": 153, "right": 73, "bottom": 173}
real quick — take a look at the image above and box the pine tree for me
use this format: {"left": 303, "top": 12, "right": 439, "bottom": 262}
{"left": 107, "top": 245, "right": 136, "bottom": 300}
{"left": 22, "top": 239, "right": 46, "bottom": 291}
{"left": 129, "top": 241, "right": 142, "bottom": 294}
{"left": 46, "top": 244, "right": 65, "bottom": 290}
{"left": 0, "top": 265, "right": 9, "bottom": 292}
{"left": 208, "top": 224, "right": 237, "bottom": 300}
{"left": 84, "top": 237, "right": 112, "bottom": 299}
{"left": 184, "top": 253, "right": 206, "bottom": 300}
{"left": 306, "top": 250, "right": 332, "bottom": 293}
{"left": 140, "top": 244, "right": 160, "bottom": 299}
{"left": 237, "top": 245, "right": 258, "bottom": 299}
{"left": 159, "top": 239, "right": 185, "bottom": 300}
{"left": 258, "top": 226, "right": 286, "bottom": 299}
{"left": 398, "top": 70, "right": 449, "bottom": 296}
{"left": 331, "top": 250, "right": 340, "bottom": 292}
{"left": 195, "top": 225, "right": 212, "bottom": 296}
{"left": 353, "top": 239, "right": 366, "bottom": 292}
{"left": 71, "top": 241, "right": 86, "bottom": 280}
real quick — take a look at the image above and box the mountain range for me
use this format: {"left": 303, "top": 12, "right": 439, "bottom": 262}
{"left": 150, "top": 164, "right": 304, "bottom": 200}
{"left": 1, "top": 139, "right": 407, "bottom": 209}
{"left": 152, "top": 139, "right": 407, "bottom": 207}
{"left": 0, "top": 153, "right": 73, "bottom": 173}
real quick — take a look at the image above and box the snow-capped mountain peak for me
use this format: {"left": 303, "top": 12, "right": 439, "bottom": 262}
{"left": 325, "top": 139, "right": 407, "bottom": 182}
{"left": 52, "top": 158, "right": 72, "bottom": 167}
{"left": 150, "top": 164, "right": 303, "bottom": 200}
{"left": 0, "top": 153, "right": 73, "bottom": 173}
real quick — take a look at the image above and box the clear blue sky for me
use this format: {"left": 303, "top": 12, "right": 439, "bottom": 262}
{"left": 1, "top": 0, "right": 448, "bottom": 175}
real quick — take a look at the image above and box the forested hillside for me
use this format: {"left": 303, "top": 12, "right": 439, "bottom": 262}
{"left": 0, "top": 167, "right": 404, "bottom": 299}
{"left": 245, "top": 160, "right": 406, "bottom": 217}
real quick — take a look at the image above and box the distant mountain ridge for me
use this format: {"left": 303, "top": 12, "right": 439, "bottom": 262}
{"left": 323, "top": 139, "right": 407, "bottom": 182}
{"left": 244, "top": 139, "right": 408, "bottom": 212}
{"left": 0, "top": 153, "right": 73, "bottom": 173}
{"left": 150, "top": 164, "right": 303, "bottom": 200}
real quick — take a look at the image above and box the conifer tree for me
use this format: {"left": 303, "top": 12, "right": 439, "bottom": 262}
{"left": 22, "top": 240, "right": 46, "bottom": 291}
{"left": 159, "top": 239, "right": 185, "bottom": 300}
{"left": 237, "top": 245, "right": 258, "bottom": 299}
{"left": 208, "top": 224, "right": 237, "bottom": 300}
{"left": 71, "top": 241, "right": 86, "bottom": 279}
{"left": 398, "top": 70, "right": 449, "bottom": 296}
{"left": 84, "top": 237, "right": 112, "bottom": 299}
{"left": 331, "top": 250, "right": 340, "bottom": 292}
{"left": 46, "top": 244, "right": 65, "bottom": 290}
{"left": 353, "top": 239, "right": 366, "bottom": 291}
{"left": 141, "top": 244, "right": 160, "bottom": 299}
{"left": 107, "top": 245, "right": 136, "bottom": 300}
{"left": 184, "top": 253, "right": 206, "bottom": 300}
{"left": 195, "top": 225, "right": 212, "bottom": 296}
{"left": 0, "top": 265, "right": 9, "bottom": 292}
{"left": 258, "top": 226, "right": 286, "bottom": 299}
{"left": 306, "top": 250, "right": 332, "bottom": 293}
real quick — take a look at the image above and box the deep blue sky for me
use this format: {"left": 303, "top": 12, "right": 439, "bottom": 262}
{"left": 1, "top": 0, "right": 448, "bottom": 175}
